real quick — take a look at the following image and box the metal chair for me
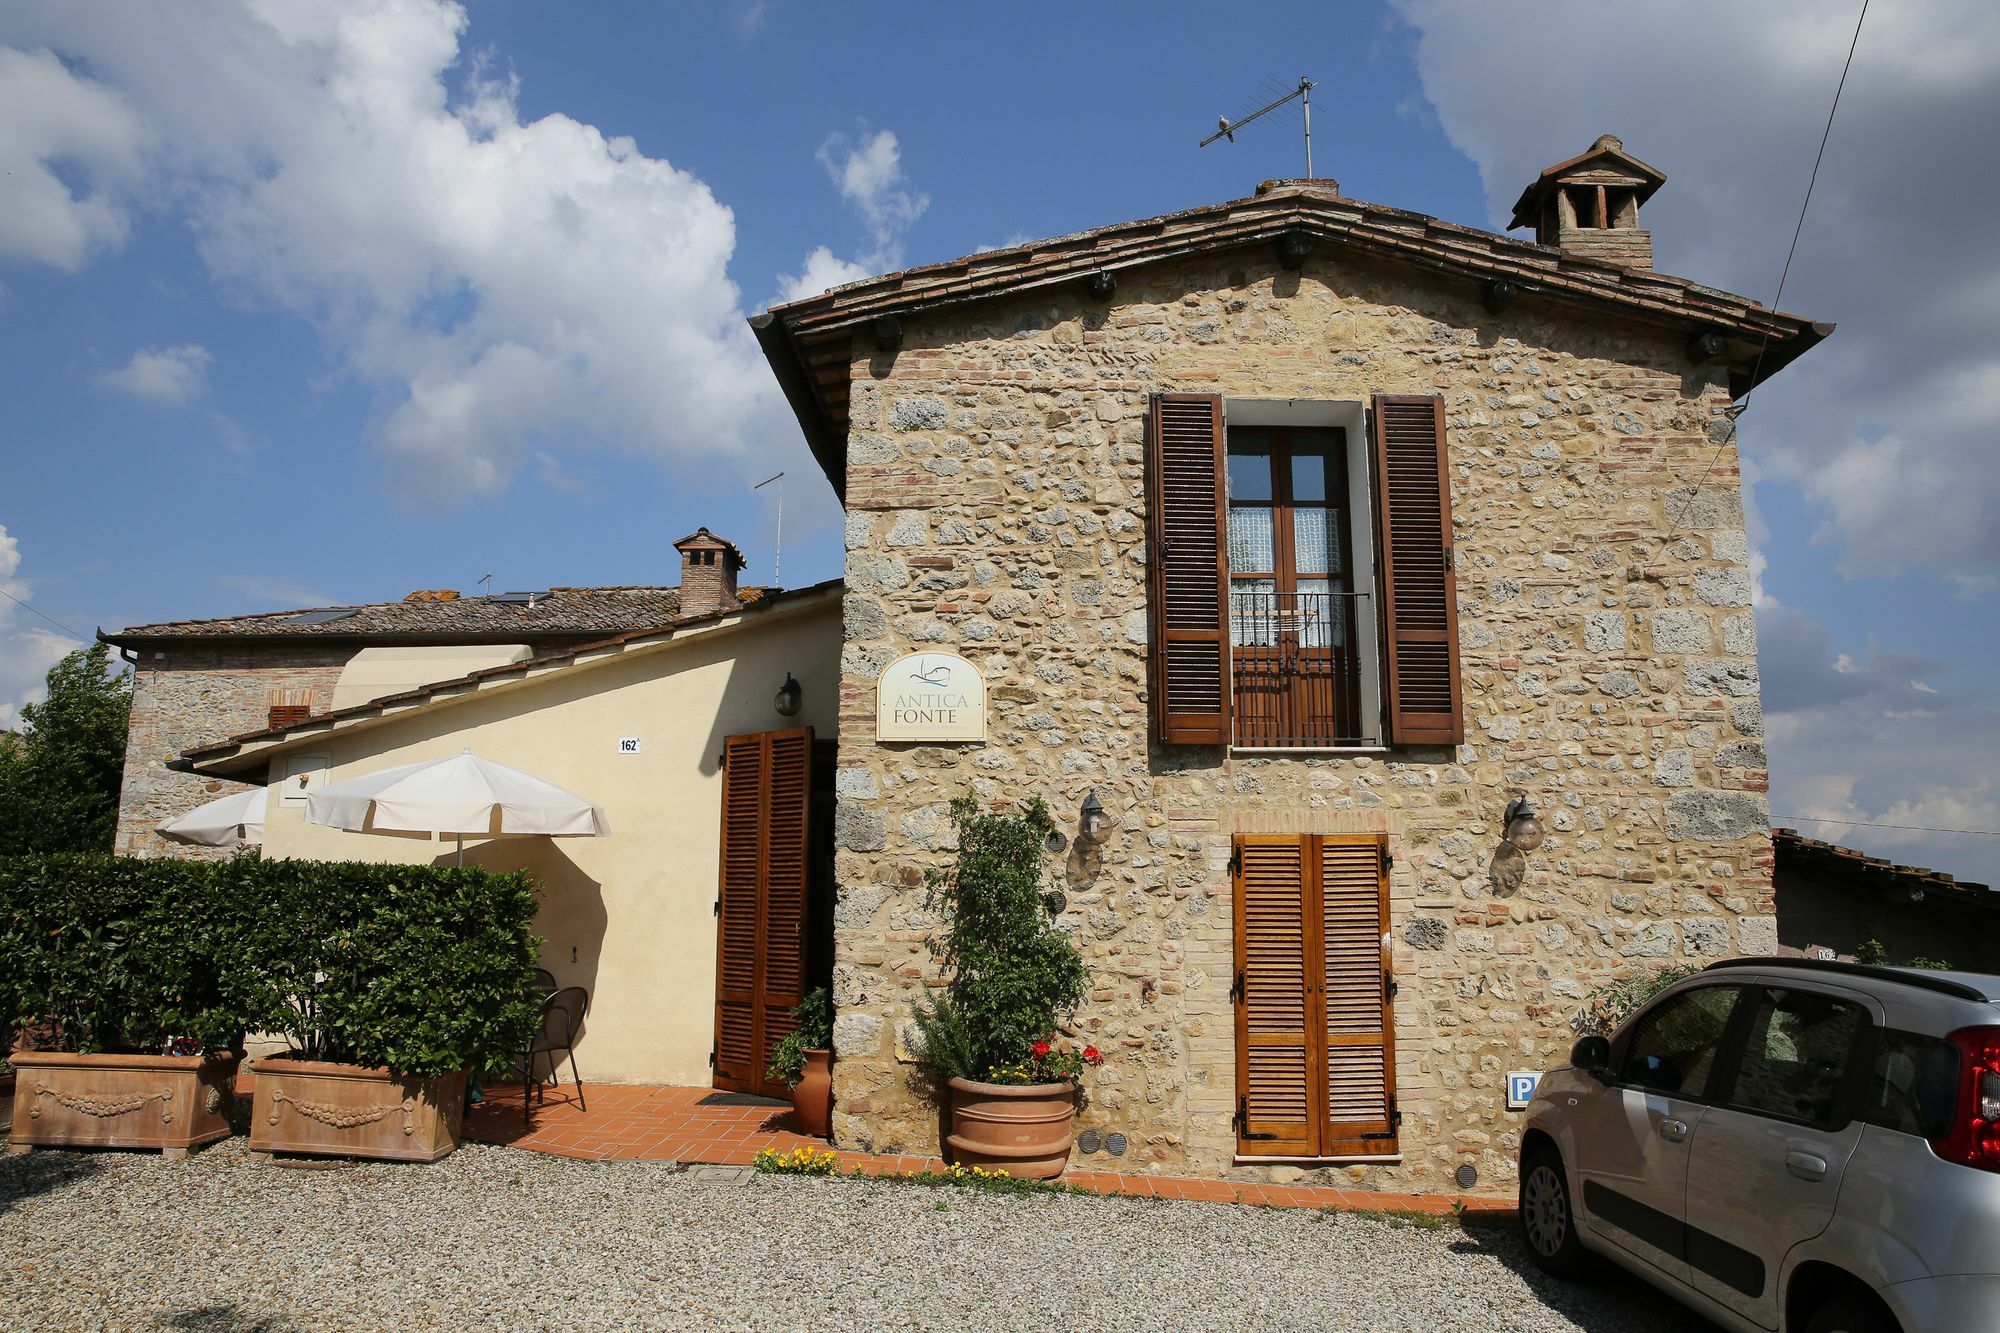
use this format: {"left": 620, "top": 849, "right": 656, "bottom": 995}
{"left": 530, "top": 966, "right": 557, "bottom": 997}
{"left": 518, "top": 985, "right": 589, "bottom": 1123}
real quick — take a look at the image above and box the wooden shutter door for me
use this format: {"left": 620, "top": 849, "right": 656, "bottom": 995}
{"left": 1233, "top": 836, "right": 1318, "bottom": 1155}
{"left": 1319, "top": 835, "right": 1398, "bottom": 1155}
{"left": 713, "top": 726, "right": 814, "bottom": 1098}
{"left": 1370, "top": 395, "right": 1463, "bottom": 745}
{"left": 1146, "top": 393, "right": 1232, "bottom": 744}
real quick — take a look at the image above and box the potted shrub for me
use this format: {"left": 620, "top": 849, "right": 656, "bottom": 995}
{"left": 239, "top": 860, "right": 541, "bottom": 1164}
{"left": 910, "top": 797, "right": 1095, "bottom": 1179}
{"left": 765, "top": 987, "right": 834, "bottom": 1138}
{"left": 0, "top": 856, "right": 250, "bottom": 1159}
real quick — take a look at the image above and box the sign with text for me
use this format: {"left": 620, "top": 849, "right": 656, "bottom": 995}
{"left": 876, "top": 652, "right": 986, "bottom": 742}
{"left": 1506, "top": 1070, "right": 1541, "bottom": 1111}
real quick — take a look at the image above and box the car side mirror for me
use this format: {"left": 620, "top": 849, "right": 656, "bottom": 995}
{"left": 1570, "top": 1035, "right": 1612, "bottom": 1078}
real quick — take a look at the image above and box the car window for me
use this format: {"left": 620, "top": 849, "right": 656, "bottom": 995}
{"left": 1619, "top": 985, "right": 1739, "bottom": 1097}
{"left": 1727, "top": 987, "right": 1866, "bottom": 1126}
{"left": 1864, "top": 1029, "right": 1959, "bottom": 1139}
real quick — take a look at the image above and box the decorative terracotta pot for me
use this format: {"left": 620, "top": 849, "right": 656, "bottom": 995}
{"left": 6, "top": 1049, "right": 240, "bottom": 1159}
{"left": 945, "top": 1077, "right": 1077, "bottom": 1179}
{"left": 791, "top": 1049, "right": 833, "bottom": 1138}
{"left": 248, "top": 1057, "right": 466, "bottom": 1164}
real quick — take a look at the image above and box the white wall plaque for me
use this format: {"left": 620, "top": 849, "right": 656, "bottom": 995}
{"left": 876, "top": 652, "right": 986, "bottom": 742}
{"left": 1505, "top": 1070, "right": 1541, "bottom": 1111}
{"left": 616, "top": 737, "right": 643, "bottom": 754}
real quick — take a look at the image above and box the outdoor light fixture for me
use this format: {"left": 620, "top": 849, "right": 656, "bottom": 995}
{"left": 1502, "top": 795, "right": 1546, "bottom": 853}
{"left": 1079, "top": 790, "right": 1113, "bottom": 842}
{"left": 774, "top": 673, "right": 803, "bottom": 717}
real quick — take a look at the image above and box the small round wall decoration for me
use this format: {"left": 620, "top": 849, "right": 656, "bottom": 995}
{"left": 1076, "top": 1128, "right": 1102, "bottom": 1155}
{"left": 1104, "top": 1132, "right": 1128, "bottom": 1158}
{"left": 1455, "top": 1163, "right": 1479, "bottom": 1189}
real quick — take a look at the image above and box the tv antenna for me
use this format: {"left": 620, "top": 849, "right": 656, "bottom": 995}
{"left": 753, "top": 471, "right": 784, "bottom": 588}
{"left": 1201, "top": 76, "right": 1317, "bottom": 178}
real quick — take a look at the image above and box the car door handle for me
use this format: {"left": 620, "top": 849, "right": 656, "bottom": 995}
{"left": 1785, "top": 1151, "right": 1828, "bottom": 1182}
{"left": 1659, "top": 1118, "right": 1690, "bottom": 1143}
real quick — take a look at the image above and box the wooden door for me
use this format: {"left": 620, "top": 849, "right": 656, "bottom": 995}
{"left": 1233, "top": 833, "right": 1398, "bottom": 1157}
{"left": 713, "top": 726, "right": 812, "bottom": 1099}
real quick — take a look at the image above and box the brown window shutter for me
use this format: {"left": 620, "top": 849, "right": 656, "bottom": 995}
{"left": 713, "top": 726, "right": 814, "bottom": 1099}
{"left": 1370, "top": 394, "right": 1463, "bottom": 745}
{"left": 1233, "top": 835, "right": 1318, "bottom": 1156}
{"left": 1318, "top": 835, "right": 1398, "bottom": 1156}
{"left": 1146, "top": 393, "right": 1232, "bottom": 745}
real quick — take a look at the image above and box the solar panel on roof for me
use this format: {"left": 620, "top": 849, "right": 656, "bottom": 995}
{"left": 485, "top": 591, "right": 549, "bottom": 605}
{"left": 280, "top": 608, "right": 360, "bottom": 625}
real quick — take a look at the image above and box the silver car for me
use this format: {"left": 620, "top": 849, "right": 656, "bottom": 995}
{"left": 1517, "top": 957, "right": 2000, "bottom": 1333}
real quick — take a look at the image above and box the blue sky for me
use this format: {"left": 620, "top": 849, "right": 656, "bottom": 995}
{"left": 3, "top": 0, "right": 1997, "bottom": 885}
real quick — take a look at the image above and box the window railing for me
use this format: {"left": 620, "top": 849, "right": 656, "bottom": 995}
{"left": 1229, "top": 589, "right": 1369, "bottom": 748}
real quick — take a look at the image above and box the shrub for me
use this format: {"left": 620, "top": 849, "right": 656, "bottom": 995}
{"left": 765, "top": 987, "right": 834, "bottom": 1088}
{"left": 0, "top": 854, "right": 259, "bottom": 1054}
{"left": 0, "top": 855, "right": 540, "bottom": 1079}
{"left": 912, "top": 797, "right": 1090, "bottom": 1085}
{"left": 237, "top": 859, "right": 541, "bottom": 1080}
{"left": 1572, "top": 963, "right": 1702, "bottom": 1037}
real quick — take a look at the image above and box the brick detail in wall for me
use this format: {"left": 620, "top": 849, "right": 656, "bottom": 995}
{"left": 826, "top": 247, "right": 1773, "bottom": 1195}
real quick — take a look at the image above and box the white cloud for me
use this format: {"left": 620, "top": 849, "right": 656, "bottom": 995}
{"left": 0, "top": 0, "right": 781, "bottom": 494}
{"left": 777, "top": 125, "right": 929, "bottom": 302}
{"left": 96, "top": 343, "right": 212, "bottom": 405}
{"left": 1392, "top": 0, "right": 2000, "bottom": 583}
{"left": 0, "top": 524, "right": 83, "bottom": 730}
{"left": 0, "top": 45, "right": 145, "bottom": 270}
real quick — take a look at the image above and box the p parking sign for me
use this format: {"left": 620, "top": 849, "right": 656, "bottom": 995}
{"left": 1506, "top": 1070, "right": 1541, "bottom": 1111}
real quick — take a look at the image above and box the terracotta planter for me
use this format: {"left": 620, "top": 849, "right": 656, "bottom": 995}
{"left": 945, "top": 1077, "right": 1077, "bottom": 1179}
{"left": 6, "top": 1049, "right": 240, "bottom": 1159}
{"left": 791, "top": 1049, "right": 833, "bottom": 1138}
{"left": 248, "top": 1057, "right": 466, "bottom": 1163}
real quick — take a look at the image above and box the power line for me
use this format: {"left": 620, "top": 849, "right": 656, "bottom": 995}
{"left": 1662, "top": 0, "right": 1869, "bottom": 538}
{"left": 1776, "top": 814, "right": 2000, "bottom": 839}
{"left": 0, "top": 584, "right": 84, "bottom": 640}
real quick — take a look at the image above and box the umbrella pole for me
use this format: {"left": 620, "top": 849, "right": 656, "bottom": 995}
{"left": 455, "top": 833, "right": 463, "bottom": 868}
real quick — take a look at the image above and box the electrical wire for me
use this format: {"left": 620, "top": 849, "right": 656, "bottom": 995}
{"left": 1774, "top": 814, "right": 2000, "bottom": 839}
{"left": 0, "top": 584, "right": 85, "bottom": 640}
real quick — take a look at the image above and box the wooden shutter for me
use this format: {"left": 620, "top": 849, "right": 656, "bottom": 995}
{"left": 712, "top": 726, "right": 813, "bottom": 1098}
{"left": 1233, "top": 836, "right": 1317, "bottom": 1155}
{"left": 1370, "top": 394, "right": 1463, "bottom": 746}
{"left": 1146, "top": 393, "right": 1232, "bottom": 744}
{"left": 1319, "top": 835, "right": 1397, "bottom": 1156}
{"left": 1233, "top": 833, "right": 1398, "bottom": 1158}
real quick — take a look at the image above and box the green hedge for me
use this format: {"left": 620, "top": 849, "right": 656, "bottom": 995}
{"left": 0, "top": 855, "right": 541, "bottom": 1079}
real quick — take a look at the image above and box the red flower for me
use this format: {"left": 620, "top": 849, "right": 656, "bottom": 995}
{"left": 1083, "top": 1045, "right": 1103, "bottom": 1065}
{"left": 1032, "top": 1040, "right": 1051, "bottom": 1058}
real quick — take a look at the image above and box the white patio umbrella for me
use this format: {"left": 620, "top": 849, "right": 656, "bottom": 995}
{"left": 158, "top": 786, "right": 269, "bottom": 847}
{"left": 304, "top": 749, "right": 610, "bottom": 865}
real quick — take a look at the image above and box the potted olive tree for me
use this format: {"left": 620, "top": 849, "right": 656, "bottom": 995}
{"left": 239, "top": 860, "right": 540, "bottom": 1164}
{"left": 910, "top": 797, "right": 1098, "bottom": 1180}
{"left": 765, "top": 988, "right": 834, "bottom": 1138}
{"left": 1, "top": 856, "right": 252, "bottom": 1159}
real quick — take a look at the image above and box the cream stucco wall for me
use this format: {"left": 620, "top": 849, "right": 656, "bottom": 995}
{"left": 248, "top": 598, "right": 842, "bottom": 1086}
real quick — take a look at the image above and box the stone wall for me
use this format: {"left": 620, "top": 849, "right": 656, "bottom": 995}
{"left": 113, "top": 644, "right": 350, "bottom": 858}
{"left": 826, "top": 245, "right": 1774, "bottom": 1194}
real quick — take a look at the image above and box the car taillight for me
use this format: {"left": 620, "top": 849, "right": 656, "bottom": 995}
{"left": 1934, "top": 1026, "right": 2000, "bottom": 1173}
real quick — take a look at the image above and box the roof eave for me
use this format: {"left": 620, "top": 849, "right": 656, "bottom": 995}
{"left": 751, "top": 310, "right": 846, "bottom": 502}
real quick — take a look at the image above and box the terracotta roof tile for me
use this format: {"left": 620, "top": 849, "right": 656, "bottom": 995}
{"left": 1775, "top": 827, "right": 1993, "bottom": 901}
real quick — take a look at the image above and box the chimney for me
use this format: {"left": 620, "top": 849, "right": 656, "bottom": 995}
{"left": 1508, "top": 134, "right": 1666, "bottom": 271}
{"left": 673, "top": 528, "right": 745, "bottom": 619}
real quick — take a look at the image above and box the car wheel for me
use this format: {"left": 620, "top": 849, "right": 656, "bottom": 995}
{"left": 1801, "top": 1294, "right": 1899, "bottom": 1333}
{"left": 1519, "top": 1146, "right": 1589, "bottom": 1278}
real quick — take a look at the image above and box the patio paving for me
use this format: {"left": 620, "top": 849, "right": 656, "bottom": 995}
{"left": 461, "top": 1080, "right": 1513, "bottom": 1216}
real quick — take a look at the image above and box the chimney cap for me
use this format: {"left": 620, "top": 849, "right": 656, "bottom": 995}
{"left": 1508, "top": 135, "right": 1667, "bottom": 232}
{"left": 672, "top": 526, "right": 747, "bottom": 570}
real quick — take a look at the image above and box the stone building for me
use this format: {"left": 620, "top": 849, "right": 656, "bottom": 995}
{"left": 102, "top": 532, "right": 758, "bottom": 858}
{"left": 751, "top": 139, "right": 1830, "bottom": 1191}
{"left": 1773, "top": 828, "right": 2000, "bottom": 974}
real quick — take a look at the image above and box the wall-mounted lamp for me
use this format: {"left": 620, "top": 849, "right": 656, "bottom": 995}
{"left": 1502, "top": 795, "right": 1546, "bottom": 853}
{"left": 774, "top": 673, "right": 803, "bottom": 717}
{"left": 1080, "top": 790, "right": 1114, "bottom": 842}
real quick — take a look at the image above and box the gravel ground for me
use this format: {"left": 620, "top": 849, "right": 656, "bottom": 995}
{"left": 1, "top": 1138, "right": 1719, "bottom": 1332}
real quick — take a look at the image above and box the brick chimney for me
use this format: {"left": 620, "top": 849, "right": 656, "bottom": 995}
{"left": 1508, "top": 135, "right": 1666, "bottom": 271}
{"left": 673, "top": 528, "right": 745, "bottom": 619}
